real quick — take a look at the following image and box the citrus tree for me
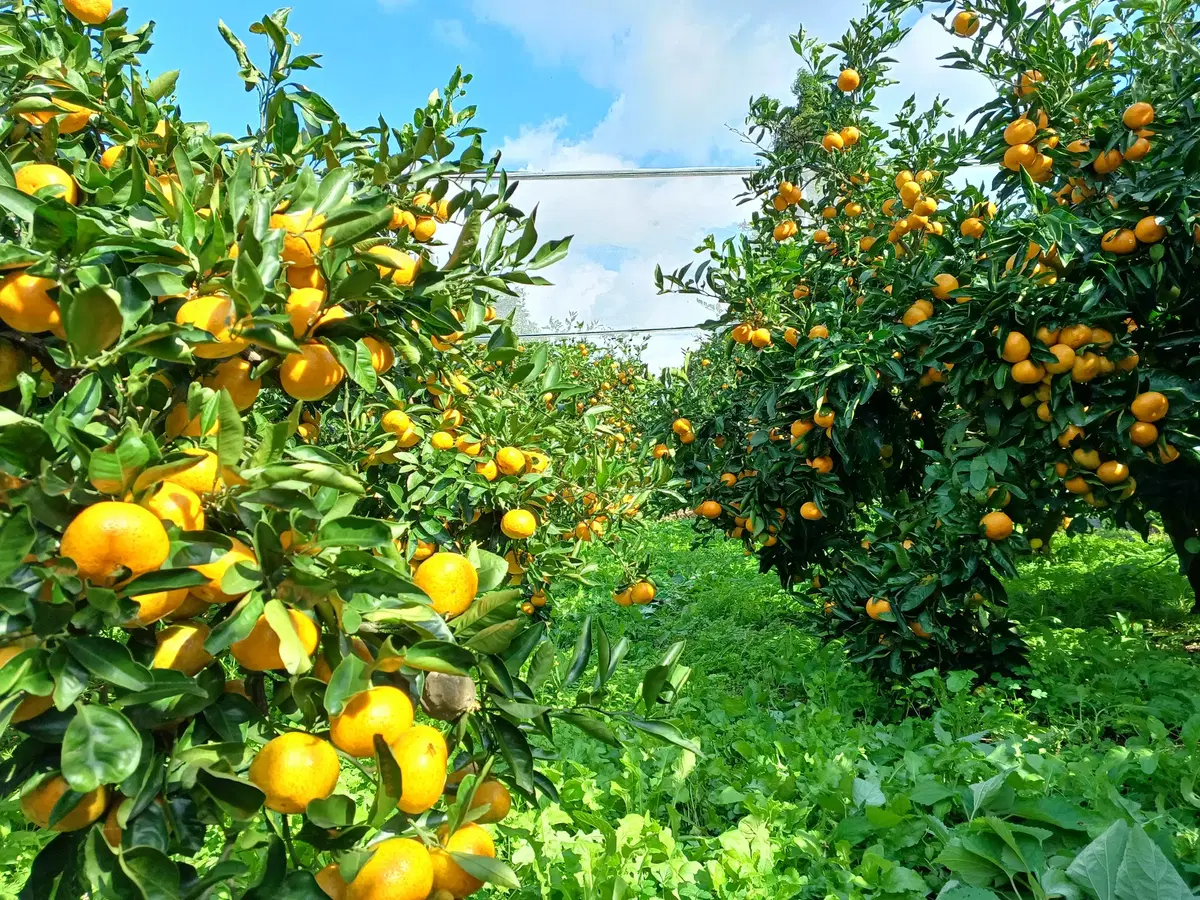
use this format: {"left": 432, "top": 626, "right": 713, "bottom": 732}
{"left": 655, "top": 0, "right": 1200, "bottom": 674}
{"left": 0, "top": 2, "right": 692, "bottom": 896}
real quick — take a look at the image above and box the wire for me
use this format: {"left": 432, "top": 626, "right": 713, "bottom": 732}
{"left": 497, "top": 166, "right": 759, "bottom": 182}
{"left": 516, "top": 325, "right": 708, "bottom": 338}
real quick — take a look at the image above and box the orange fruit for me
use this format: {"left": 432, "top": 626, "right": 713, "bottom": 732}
{"left": 1004, "top": 118, "right": 1037, "bottom": 146}
{"left": 1044, "top": 344, "right": 1076, "bottom": 374}
{"left": 1096, "top": 461, "right": 1129, "bottom": 484}
{"left": 286, "top": 265, "right": 326, "bottom": 291}
{"left": 0, "top": 639, "right": 54, "bottom": 722}
{"left": 390, "top": 724, "right": 448, "bottom": 815}
{"left": 270, "top": 210, "right": 326, "bottom": 268}
{"left": 1003, "top": 143, "right": 1036, "bottom": 171}
{"left": 865, "top": 597, "right": 891, "bottom": 620}
{"left": 346, "top": 838, "right": 432, "bottom": 900}
{"left": 382, "top": 409, "right": 413, "bottom": 436}
{"left": 496, "top": 446, "right": 526, "bottom": 476}
{"left": 469, "top": 780, "right": 512, "bottom": 823}
{"left": 1122, "top": 101, "right": 1154, "bottom": 129}
{"left": 152, "top": 621, "right": 213, "bottom": 675}
{"left": 630, "top": 581, "right": 656, "bottom": 604}
{"left": 1058, "top": 324, "right": 1092, "bottom": 349}
{"left": 330, "top": 686, "right": 415, "bottom": 758}
{"left": 316, "top": 863, "right": 348, "bottom": 900}
{"left": 15, "top": 163, "right": 78, "bottom": 205}
{"left": 231, "top": 609, "right": 320, "bottom": 671}
{"left": 280, "top": 342, "right": 345, "bottom": 401}
{"left": 176, "top": 294, "right": 248, "bottom": 359}
{"left": 1133, "top": 216, "right": 1165, "bottom": 244}
{"left": 64, "top": 0, "right": 112, "bottom": 25}
{"left": 1093, "top": 148, "right": 1123, "bottom": 174}
{"left": 981, "top": 511, "right": 1013, "bottom": 540}
{"left": 1130, "top": 391, "right": 1168, "bottom": 422}
{"left": 21, "top": 775, "right": 107, "bottom": 832}
{"left": 731, "top": 324, "right": 752, "bottom": 344}
{"left": 285, "top": 288, "right": 348, "bottom": 337}
{"left": 202, "top": 357, "right": 261, "bottom": 411}
{"left": 143, "top": 481, "right": 205, "bottom": 531}
{"left": 364, "top": 336, "right": 395, "bottom": 375}
{"left": 430, "top": 823, "right": 495, "bottom": 898}
{"left": 413, "top": 553, "right": 479, "bottom": 617}
{"left": 500, "top": 509, "right": 537, "bottom": 540}
{"left": 1016, "top": 69, "right": 1044, "bottom": 96}
{"left": 1001, "top": 331, "right": 1031, "bottom": 363}
{"left": 821, "top": 132, "right": 843, "bottom": 152}
{"left": 1129, "top": 421, "right": 1158, "bottom": 447}
{"left": 166, "top": 449, "right": 223, "bottom": 496}
{"left": 671, "top": 418, "right": 693, "bottom": 436}
{"left": 165, "top": 404, "right": 220, "bottom": 439}
{"left": 373, "top": 247, "right": 420, "bottom": 286}
{"left": 952, "top": 10, "right": 979, "bottom": 35}
{"left": 695, "top": 500, "right": 722, "bottom": 519}
{"left": 800, "top": 501, "right": 823, "bottom": 521}
{"left": 1064, "top": 476, "right": 1090, "bottom": 494}
{"left": 931, "top": 273, "right": 959, "bottom": 300}
{"left": 249, "top": 732, "right": 340, "bottom": 814}
{"left": 960, "top": 217, "right": 984, "bottom": 239}
{"left": 808, "top": 324, "right": 829, "bottom": 339}
{"left": 0, "top": 272, "right": 63, "bottom": 335}
{"left": 1100, "top": 228, "right": 1137, "bottom": 254}
{"left": 192, "top": 537, "right": 258, "bottom": 602}
{"left": 60, "top": 501, "right": 170, "bottom": 584}
{"left": 1125, "top": 137, "right": 1151, "bottom": 161}
{"left": 123, "top": 589, "right": 189, "bottom": 627}
{"left": 836, "top": 68, "right": 860, "bottom": 92}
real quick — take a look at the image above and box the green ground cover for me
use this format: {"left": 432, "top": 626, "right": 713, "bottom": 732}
{"left": 2, "top": 523, "right": 1198, "bottom": 899}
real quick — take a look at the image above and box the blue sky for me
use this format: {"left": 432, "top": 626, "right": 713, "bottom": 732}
{"left": 135, "top": 1, "right": 639, "bottom": 162}
{"left": 127, "top": 1, "right": 992, "bottom": 370}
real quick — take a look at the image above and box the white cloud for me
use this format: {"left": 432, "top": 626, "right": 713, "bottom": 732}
{"left": 873, "top": 15, "right": 994, "bottom": 131}
{"left": 432, "top": 19, "right": 471, "bottom": 50}
{"left": 472, "top": 5, "right": 1002, "bottom": 370}
{"left": 472, "top": 0, "right": 816, "bottom": 165}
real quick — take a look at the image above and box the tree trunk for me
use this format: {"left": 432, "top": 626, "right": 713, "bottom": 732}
{"left": 1158, "top": 504, "right": 1200, "bottom": 614}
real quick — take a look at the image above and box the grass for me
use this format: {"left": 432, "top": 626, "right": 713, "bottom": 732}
{"left": 3, "top": 524, "right": 1199, "bottom": 898}
{"left": 509, "top": 522, "right": 1200, "bottom": 899}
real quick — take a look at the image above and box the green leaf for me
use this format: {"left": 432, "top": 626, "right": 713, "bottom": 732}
{"left": 66, "top": 637, "right": 151, "bottom": 691}
{"left": 263, "top": 598, "right": 313, "bottom": 675}
{"left": 122, "top": 568, "right": 209, "bottom": 596}
{"left": 402, "top": 641, "right": 474, "bottom": 676}
{"left": 555, "top": 711, "right": 621, "bottom": 748}
{"left": 473, "top": 549, "right": 509, "bottom": 593}
{"left": 62, "top": 705, "right": 143, "bottom": 793}
{"left": 1067, "top": 820, "right": 1129, "bottom": 900}
{"left": 203, "top": 592, "right": 263, "bottom": 655}
{"left": 369, "top": 736, "right": 403, "bottom": 828}
{"left": 306, "top": 794, "right": 357, "bottom": 829}
{"left": 327, "top": 338, "right": 378, "bottom": 392}
{"left": 1113, "top": 824, "right": 1190, "bottom": 900}
{"left": 564, "top": 616, "right": 592, "bottom": 686}
{"left": 0, "top": 506, "right": 36, "bottom": 581}
{"left": 119, "top": 846, "right": 181, "bottom": 900}
{"left": 491, "top": 716, "right": 534, "bottom": 791}
{"left": 316, "top": 516, "right": 391, "bottom": 549}
{"left": 624, "top": 716, "right": 701, "bottom": 754}
{"left": 526, "top": 236, "right": 571, "bottom": 270}
{"left": 215, "top": 389, "right": 246, "bottom": 470}
{"left": 448, "top": 853, "right": 520, "bottom": 890}
{"left": 323, "top": 653, "right": 369, "bottom": 716}
{"left": 146, "top": 70, "right": 180, "bottom": 101}
{"left": 196, "top": 769, "right": 264, "bottom": 820}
